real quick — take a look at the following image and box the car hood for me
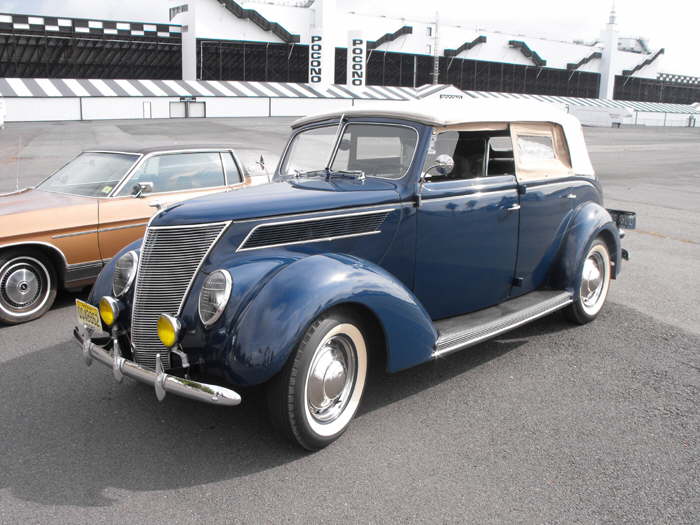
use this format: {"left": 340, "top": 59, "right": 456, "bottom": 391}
{"left": 0, "top": 188, "right": 98, "bottom": 239}
{"left": 0, "top": 187, "right": 96, "bottom": 213}
{"left": 152, "top": 178, "right": 402, "bottom": 227}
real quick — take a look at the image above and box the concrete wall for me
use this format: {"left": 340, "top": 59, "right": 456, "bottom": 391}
{"left": 205, "top": 97, "right": 270, "bottom": 117}
{"left": 81, "top": 97, "right": 174, "bottom": 120}
{"left": 270, "top": 97, "right": 354, "bottom": 117}
{"left": 5, "top": 98, "right": 81, "bottom": 122}
{"left": 3, "top": 95, "right": 694, "bottom": 127}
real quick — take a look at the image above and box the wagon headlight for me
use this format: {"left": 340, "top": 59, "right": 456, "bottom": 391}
{"left": 198, "top": 270, "right": 232, "bottom": 327}
{"left": 112, "top": 250, "right": 138, "bottom": 297}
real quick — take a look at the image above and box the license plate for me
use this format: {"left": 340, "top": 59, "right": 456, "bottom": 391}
{"left": 76, "top": 299, "right": 102, "bottom": 332}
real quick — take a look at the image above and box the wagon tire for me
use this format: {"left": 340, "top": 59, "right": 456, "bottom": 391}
{"left": 564, "top": 238, "right": 611, "bottom": 325}
{"left": 0, "top": 249, "right": 58, "bottom": 325}
{"left": 267, "top": 308, "right": 369, "bottom": 451}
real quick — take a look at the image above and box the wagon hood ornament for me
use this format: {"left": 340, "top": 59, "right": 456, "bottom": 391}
{"left": 151, "top": 180, "right": 400, "bottom": 227}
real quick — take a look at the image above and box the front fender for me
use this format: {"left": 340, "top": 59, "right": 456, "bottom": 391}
{"left": 552, "top": 201, "right": 621, "bottom": 291}
{"left": 87, "top": 238, "right": 143, "bottom": 305}
{"left": 227, "top": 253, "right": 436, "bottom": 386}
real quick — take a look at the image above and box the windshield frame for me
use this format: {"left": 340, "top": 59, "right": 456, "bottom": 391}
{"left": 278, "top": 119, "right": 421, "bottom": 182}
{"left": 37, "top": 150, "right": 143, "bottom": 199}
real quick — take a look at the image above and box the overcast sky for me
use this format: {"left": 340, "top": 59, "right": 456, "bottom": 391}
{"left": 2, "top": 0, "right": 698, "bottom": 76}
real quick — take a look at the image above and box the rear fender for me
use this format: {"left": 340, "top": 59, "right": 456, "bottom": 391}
{"left": 227, "top": 253, "right": 436, "bottom": 386}
{"left": 551, "top": 202, "right": 621, "bottom": 291}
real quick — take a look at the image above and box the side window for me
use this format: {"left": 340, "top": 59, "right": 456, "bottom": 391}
{"left": 424, "top": 130, "right": 514, "bottom": 181}
{"left": 122, "top": 152, "right": 225, "bottom": 194}
{"left": 221, "top": 152, "right": 242, "bottom": 183}
{"left": 486, "top": 136, "right": 515, "bottom": 176}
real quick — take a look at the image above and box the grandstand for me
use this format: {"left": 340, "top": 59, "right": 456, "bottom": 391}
{"left": 0, "top": 0, "right": 697, "bottom": 123}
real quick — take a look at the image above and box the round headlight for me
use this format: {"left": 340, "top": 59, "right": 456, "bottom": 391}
{"left": 157, "top": 313, "right": 181, "bottom": 348}
{"left": 198, "top": 270, "right": 232, "bottom": 327}
{"left": 112, "top": 250, "right": 138, "bottom": 297}
{"left": 99, "top": 296, "right": 121, "bottom": 327}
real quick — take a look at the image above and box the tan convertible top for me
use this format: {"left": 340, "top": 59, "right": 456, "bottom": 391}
{"left": 292, "top": 99, "right": 595, "bottom": 176}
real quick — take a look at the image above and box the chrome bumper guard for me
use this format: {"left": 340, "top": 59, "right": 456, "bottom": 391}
{"left": 74, "top": 326, "right": 241, "bottom": 406}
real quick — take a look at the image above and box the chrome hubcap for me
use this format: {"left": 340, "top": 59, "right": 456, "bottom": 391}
{"left": 1, "top": 263, "right": 43, "bottom": 309}
{"left": 581, "top": 252, "right": 604, "bottom": 308}
{"left": 307, "top": 334, "right": 356, "bottom": 424}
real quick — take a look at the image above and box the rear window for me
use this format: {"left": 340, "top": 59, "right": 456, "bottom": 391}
{"left": 517, "top": 135, "right": 555, "bottom": 161}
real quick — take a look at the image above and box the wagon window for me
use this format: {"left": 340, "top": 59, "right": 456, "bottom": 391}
{"left": 120, "top": 152, "right": 225, "bottom": 194}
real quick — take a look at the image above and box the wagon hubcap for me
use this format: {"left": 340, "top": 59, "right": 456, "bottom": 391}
{"left": 307, "top": 334, "right": 356, "bottom": 424}
{"left": 581, "top": 252, "right": 604, "bottom": 308}
{"left": 1, "top": 263, "right": 42, "bottom": 308}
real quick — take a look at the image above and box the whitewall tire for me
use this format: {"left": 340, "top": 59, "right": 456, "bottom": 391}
{"left": 564, "top": 239, "right": 611, "bottom": 325}
{"left": 267, "top": 308, "right": 368, "bottom": 450}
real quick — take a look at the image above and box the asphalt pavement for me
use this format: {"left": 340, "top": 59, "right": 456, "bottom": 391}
{"left": 0, "top": 119, "right": 698, "bottom": 523}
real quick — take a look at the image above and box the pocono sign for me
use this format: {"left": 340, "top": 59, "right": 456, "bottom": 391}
{"left": 347, "top": 31, "right": 366, "bottom": 87}
{"left": 309, "top": 34, "right": 324, "bottom": 84}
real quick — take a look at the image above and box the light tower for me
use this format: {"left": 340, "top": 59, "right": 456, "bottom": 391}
{"left": 599, "top": 3, "right": 619, "bottom": 99}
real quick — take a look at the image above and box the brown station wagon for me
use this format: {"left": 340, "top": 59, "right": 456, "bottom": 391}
{"left": 0, "top": 145, "right": 256, "bottom": 324}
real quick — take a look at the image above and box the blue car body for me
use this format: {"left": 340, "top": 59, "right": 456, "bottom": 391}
{"left": 87, "top": 105, "right": 625, "bottom": 390}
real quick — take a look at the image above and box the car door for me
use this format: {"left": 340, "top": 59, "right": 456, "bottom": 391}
{"left": 97, "top": 150, "right": 243, "bottom": 262}
{"left": 509, "top": 123, "right": 576, "bottom": 295}
{"left": 414, "top": 127, "right": 520, "bottom": 320}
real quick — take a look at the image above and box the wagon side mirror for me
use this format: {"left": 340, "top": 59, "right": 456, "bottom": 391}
{"left": 131, "top": 181, "right": 154, "bottom": 198}
{"left": 424, "top": 154, "right": 454, "bottom": 179}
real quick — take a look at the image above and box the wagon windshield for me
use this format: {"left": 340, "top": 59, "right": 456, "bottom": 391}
{"left": 280, "top": 123, "right": 418, "bottom": 180}
{"left": 39, "top": 152, "right": 139, "bottom": 197}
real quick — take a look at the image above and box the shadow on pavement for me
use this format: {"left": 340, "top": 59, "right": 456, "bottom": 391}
{"left": 0, "top": 309, "right": 571, "bottom": 507}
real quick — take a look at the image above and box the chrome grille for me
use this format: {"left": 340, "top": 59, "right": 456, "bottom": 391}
{"left": 131, "top": 222, "right": 229, "bottom": 370}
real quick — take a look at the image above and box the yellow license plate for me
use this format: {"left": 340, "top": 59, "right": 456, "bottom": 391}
{"left": 76, "top": 299, "right": 101, "bottom": 332}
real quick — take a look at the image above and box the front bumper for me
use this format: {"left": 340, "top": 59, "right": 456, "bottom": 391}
{"left": 74, "top": 326, "right": 241, "bottom": 406}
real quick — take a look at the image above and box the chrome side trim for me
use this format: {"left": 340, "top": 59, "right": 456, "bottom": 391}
{"left": 433, "top": 293, "right": 573, "bottom": 358}
{"left": 236, "top": 208, "right": 395, "bottom": 252}
{"left": 234, "top": 202, "right": 408, "bottom": 224}
{"left": 148, "top": 221, "right": 233, "bottom": 230}
{"left": 52, "top": 229, "right": 98, "bottom": 239}
{"left": 65, "top": 260, "right": 103, "bottom": 284}
{"left": 98, "top": 222, "right": 148, "bottom": 233}
{"left": 74, "top": 326, "right": 241, "bottom": 406}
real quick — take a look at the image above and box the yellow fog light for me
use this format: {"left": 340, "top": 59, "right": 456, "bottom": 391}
{"left": 99, "top": 296, "right": 121, "bottom": 327}
{"left": 157, "top": 313, "right": 181, "bottom": 348}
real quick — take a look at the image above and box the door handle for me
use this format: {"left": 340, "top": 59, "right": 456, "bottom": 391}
{"left": 563, "top": 193, "right": 577, "bottom": 199}
{"left": 505, "top": 203, "right": 521, "bottom": 211}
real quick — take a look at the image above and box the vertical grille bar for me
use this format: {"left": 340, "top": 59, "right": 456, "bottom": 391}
{"left": 131, "top": 222, "right": 228, "bottom": 370}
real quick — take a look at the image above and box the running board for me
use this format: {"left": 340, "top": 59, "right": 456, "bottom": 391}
{"left": 433, "top": 291, "right": 573, "bottom": 358}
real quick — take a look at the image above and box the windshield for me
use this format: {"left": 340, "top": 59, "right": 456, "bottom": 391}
{"left": 39, "top": 152, "right": 139, "bottom": 197}
{"left": 280, "top": 123, "right": 418, "bottom": 180}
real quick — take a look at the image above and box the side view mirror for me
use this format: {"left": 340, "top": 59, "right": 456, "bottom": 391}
{"left": 131, "top": 181, "right": 154, "bottom": 198}
{"left": 424, "top": 154, "right": 454, "bottom": 179}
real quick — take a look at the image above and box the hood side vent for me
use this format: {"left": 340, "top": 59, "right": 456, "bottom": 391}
{"left": 239, "top": 210, "right": 392, "bottom": 251}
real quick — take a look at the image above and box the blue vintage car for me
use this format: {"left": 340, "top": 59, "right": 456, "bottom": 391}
{"left": 74, "top": 100, "right": 635, "bottom": 450}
